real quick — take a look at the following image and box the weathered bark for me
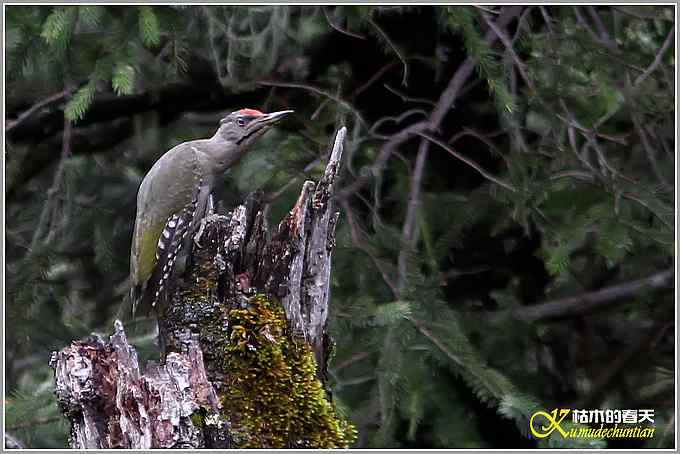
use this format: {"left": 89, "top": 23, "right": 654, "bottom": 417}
{"left": 50, "top": 321, "right": 219, "bottom": 449}
{"left": 51, "top": 128, "right": 355, "bottom": 449}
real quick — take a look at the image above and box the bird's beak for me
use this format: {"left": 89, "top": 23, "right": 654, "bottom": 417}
{"left": 249, "top": 110, "right": 294, "bottom": 130}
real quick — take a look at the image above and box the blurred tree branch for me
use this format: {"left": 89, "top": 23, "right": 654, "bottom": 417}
{"left": 5, "top": 89, "right": 69, "bottom": 133}
{"left": 507, "top": 269, "right": 673, "bottom": 323}
{"left": 635, "top": 24, "right": 675, "bottom": 86}
{"left": 397, "top": 6, "right": 523, "bottom": 291}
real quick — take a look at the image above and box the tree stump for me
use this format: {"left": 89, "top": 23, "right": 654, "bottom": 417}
{"left": 50, "top": 128, "right": 356, "bottom": 449}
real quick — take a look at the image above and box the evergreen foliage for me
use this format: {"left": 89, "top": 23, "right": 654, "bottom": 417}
{"left": 444, "top": 7, "right": 515, "bottom": 114}
{"left": 5, "top": 5, "right": 675, "bottom": 449}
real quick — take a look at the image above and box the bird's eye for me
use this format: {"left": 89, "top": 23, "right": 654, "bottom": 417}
{"left": 237, "top": 118, "right": 246, "bottom": 127}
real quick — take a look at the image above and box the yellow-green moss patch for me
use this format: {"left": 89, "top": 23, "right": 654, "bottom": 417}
{"left": 190, "top": 410, "right": 205, "bottom": 428}
{"left": 221, "top": 294, "right": 357, "bottom": 448}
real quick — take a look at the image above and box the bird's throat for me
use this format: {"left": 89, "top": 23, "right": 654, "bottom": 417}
{"left": 236, "top": 127, "right": 263, "bottom": 145}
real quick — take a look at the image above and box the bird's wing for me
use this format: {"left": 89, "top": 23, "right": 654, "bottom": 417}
{"left": 130, "top": 143, "right": 203, "bottom": 314}
{"left": 141, "top": 182, "right": 212, "bottom": 314}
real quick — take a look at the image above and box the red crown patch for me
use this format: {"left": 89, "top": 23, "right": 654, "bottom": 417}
{"left": 238, "top": 108, "right": 263, "bottom": 116}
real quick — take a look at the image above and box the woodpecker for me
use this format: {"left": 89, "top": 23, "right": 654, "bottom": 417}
{"left": 130, "top": 108, "right": 293, "bottom": 315}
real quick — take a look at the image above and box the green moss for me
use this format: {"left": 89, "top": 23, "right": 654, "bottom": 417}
{"left": 220, "top": 294, "right": 357, "bottom": 448}
{"left": 190, "top": 411, "right": 205, "bottom": 428}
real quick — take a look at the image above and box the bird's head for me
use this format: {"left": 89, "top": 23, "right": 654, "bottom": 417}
{"left": 204, "top": 108, "right": 292, "bottom": 174}
{"left": 212, "top": 108, "right": 293, "bottom": 167}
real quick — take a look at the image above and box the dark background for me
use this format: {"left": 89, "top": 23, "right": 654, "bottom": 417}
{"left": 4, "top": 5, "right": 675, "bottom": 449}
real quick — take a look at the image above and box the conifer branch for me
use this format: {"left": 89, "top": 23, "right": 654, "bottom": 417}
{"left": 632, "top": 111, "right": 671, "bottom": 190}
{"left": 383, "top": 84, "right": 435, "bottom": 106}
{"left": 323, "top": 6, "right": 365, "bottom": 40}
{"left": 417, "top": 132, "right": 517, "bottom": 192}
{"left": 258, "top": 80, "right": 367, "bottom": 127}
{"left": 30, "top": 94, "right": 73, "bottom": 251}
{"left": 409, "top": 317, "right": 465, "bottom": 367}
{"left": 352, "top": 62, "right": 398, "bottom": 97}
{"left": 368, "top": 16, "right": 409, "bottom": 86}
{"left": 397, "top": 6, "right": 523, "bottom": 291}
{"left": 539, "top": 6, "right": 555, "bottom": 35}
{"left": 509, "top": 269, "right": 673, "bottom": 322}
{"left": 586, "top": 6, "right": 617, "bottom": 49}
{"left": 6, "top": 89, "right": 69, "bottom": 133}
{"left": 612, "top": 6, "right": 674, "bottom": 22}
{"left": 335, "top": 121, "right": 429, "bottom": 199}
{"left": 635, "top": 24, "right": 675, "bottom": 86}
{"left": 340, "top": 199, "right": 399, "bottom": 296}
{"left": 577, "top": 322, "right": 672, "bottom": 409}
{"left": 573, "top": 6, "right": 605, "bottom": 45}
{"left": 481, "top": 12, "right": 535, "bottom": 91}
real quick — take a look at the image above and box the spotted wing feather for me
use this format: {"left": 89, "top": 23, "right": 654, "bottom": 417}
{"left": 138, "top": 183, "right": 212, "bottom": 314}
